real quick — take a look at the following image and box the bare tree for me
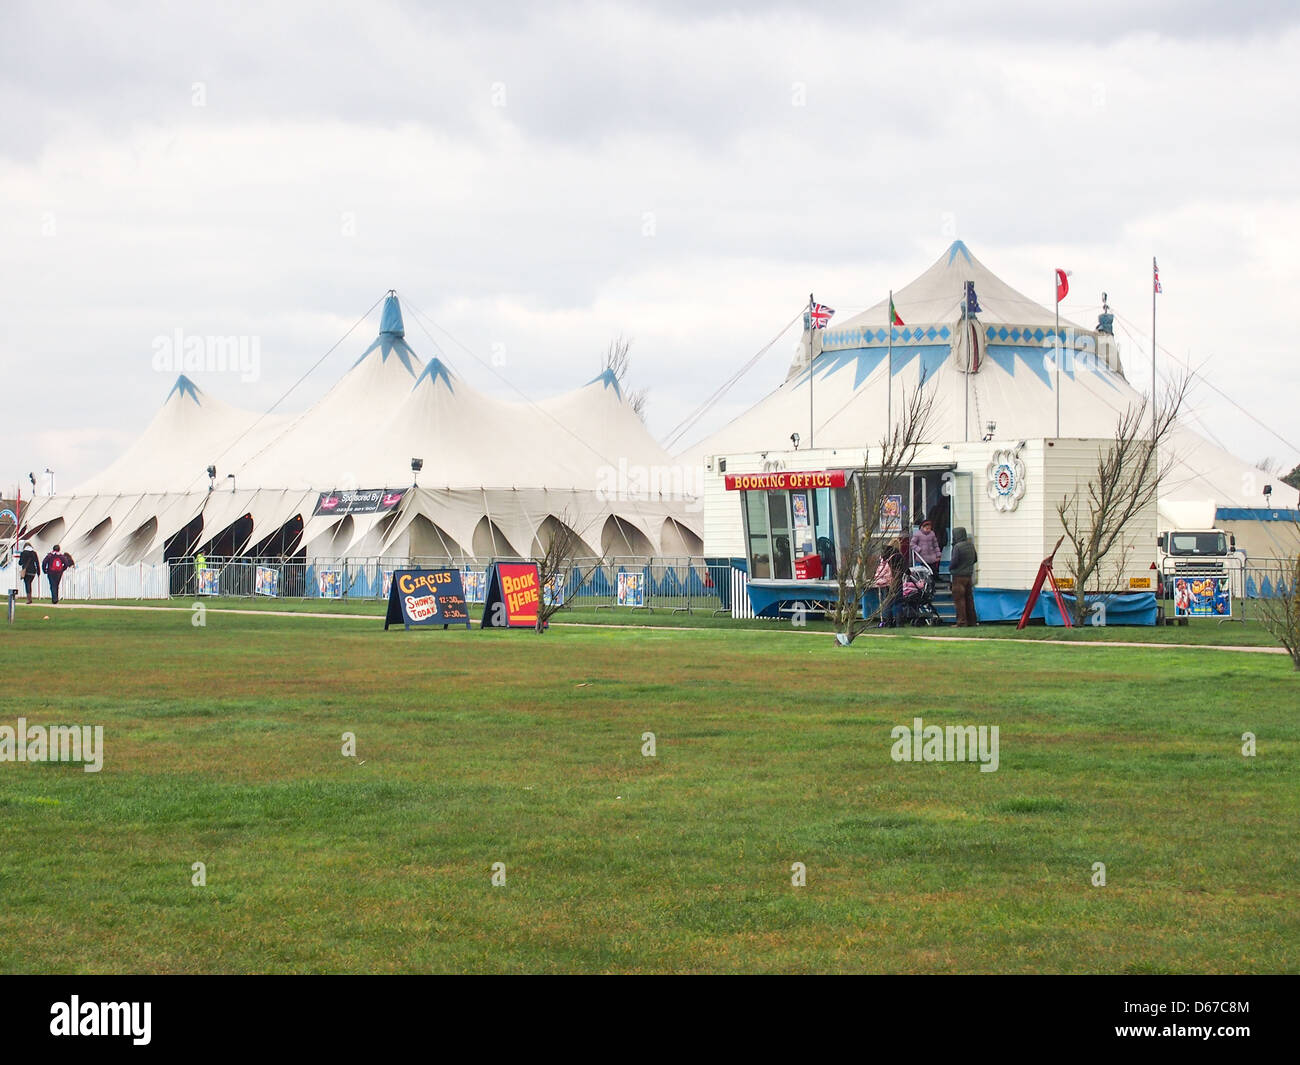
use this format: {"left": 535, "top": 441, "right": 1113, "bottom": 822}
{"left": 831, "top": 380, "right": 937, "bottom": 645}
{"left": 534, "top": 511, "right": 604, "bottom": 633}
{"left": 1256, "top": 519, "right": 1300, "bottom": 671}
{"left": 603, "top": 335, "right": 649, "bottom": 422}
{"left": 1056, "top": 374, "right": 1190, "bottom": 627}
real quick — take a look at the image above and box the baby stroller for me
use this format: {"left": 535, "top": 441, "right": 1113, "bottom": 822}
{"left": 899, "top": 562, "right": 943, "bottom": 626}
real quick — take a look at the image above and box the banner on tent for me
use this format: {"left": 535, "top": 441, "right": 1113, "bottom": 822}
{"left": 255, "top": 566, "right": 279, "bottom": 597}
{"left": 385, "top": 569, "right": 471, "bottom": 630}
{"left": 481, "top": 562, "right": 541, "bottom": 628}
{"left": 313, "top": 488, "right": 405, "bottom": 517}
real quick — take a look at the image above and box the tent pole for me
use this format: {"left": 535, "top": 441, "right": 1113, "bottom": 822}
{"left": 963, "top": 285, "right": 969, "bottom": 443}
{"left": 1055, "top": 272, "right": 1061, "bottom": 438}
{"left": 887, "top": 289, "right": 892, "bottom": 436}
{"left": 1151, "top": 257, "right": 1157, "bottom": 443}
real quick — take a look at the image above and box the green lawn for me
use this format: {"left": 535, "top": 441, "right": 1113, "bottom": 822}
{"left": 1, "top": 605, "right": 1296, "bottom": 973}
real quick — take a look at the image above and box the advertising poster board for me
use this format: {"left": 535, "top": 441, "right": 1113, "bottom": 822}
{"left": 317, "top": 570, "right": 342, "bottom": 599}
{"left": 384, "top": 568, "right": 471, "bottom": 630}
{"left": 481, "top": 562, "right": 541, "bottom": 628}
{"left": 462, "top": 569, "right": 487, "bottom": 604}
{"left": 879, "top": 494, "right": 903, "bottom": 535}
{"left": 255, "top": 566, "right": 279, "bottom": 597}
{"left": 617, "top": 571, "right": 645, "bottom": 608}
{"left": 381, "top": 570, "right": 394, "bottom": 600}
{"left": 543, "top": 574, "right": 565, "bottom": 608}
{"left": 1173, "top": 575, "right": 1231, "bottom": 618}
{"left": 196, "top": 569, "right": 220, "bottom": 596}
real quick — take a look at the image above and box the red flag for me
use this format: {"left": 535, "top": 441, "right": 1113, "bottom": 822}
{"left": 890, "top": 296, "right": 903, "bottom": 326}
{"left": 1153, "top": 257, "right": 1162, "bottom": 294}
{"left": 1055, "top": 269, "right": 1071, "bottom": 303}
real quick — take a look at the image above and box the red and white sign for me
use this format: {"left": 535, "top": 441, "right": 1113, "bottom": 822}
{"left": 724, "top": 470, "right": 847, "bottom": 491}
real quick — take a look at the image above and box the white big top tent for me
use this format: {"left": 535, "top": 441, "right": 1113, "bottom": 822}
{"left": 21, "top": 294, "right": 702, "bottom": 564}
{"left": 682, "top": 241, "right": 1299, "bottom": 556}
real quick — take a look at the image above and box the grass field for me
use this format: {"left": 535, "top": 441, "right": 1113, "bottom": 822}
{"left": 1, "top": 603, "right": 1297, "bottom": 973}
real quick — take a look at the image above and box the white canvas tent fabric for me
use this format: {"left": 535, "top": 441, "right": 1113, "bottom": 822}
{"left": 684, "top": 241, "right": 1298, "bottom": 517}
{"left": 22, "top": 294, "right": 701, "bottom": 564}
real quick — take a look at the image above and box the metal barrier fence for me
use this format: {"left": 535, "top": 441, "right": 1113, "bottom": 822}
{"left": 170, "top": 555, "right": 736, "bottom": 614}
{"left": 1, "top": 562, "right": 171, "bottom": 600}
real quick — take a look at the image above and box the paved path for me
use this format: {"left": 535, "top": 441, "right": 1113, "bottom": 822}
{"left": 36, "top": 602, "right": 1288, "bottom": 654}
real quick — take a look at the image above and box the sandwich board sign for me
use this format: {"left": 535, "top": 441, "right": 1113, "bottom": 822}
{"left": 481, "top": 561, "right": 541, "bottom": 629}
{"left": 384, "top": 568, "right": 471, "bottom": 630}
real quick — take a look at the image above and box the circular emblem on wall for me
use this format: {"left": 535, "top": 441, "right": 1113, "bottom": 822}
{"left": 987, "top": 448, "right": 1026, "bottom": 512}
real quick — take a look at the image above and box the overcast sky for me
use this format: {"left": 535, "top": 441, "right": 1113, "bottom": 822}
{"left": 3, "top": 0, "right": 1297, "bottom": 494}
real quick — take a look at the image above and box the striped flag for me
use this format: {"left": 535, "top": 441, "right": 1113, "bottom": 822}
{"left": 1153, "top": 258, "right": 1162, "bottom": 294}
{"left": 890, "top": 297, "right": 903, "bottom": 326}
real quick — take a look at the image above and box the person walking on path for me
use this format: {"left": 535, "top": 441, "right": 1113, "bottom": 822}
{"left": 19, "top": 541, "right": 40, "bottom": 604}
{"left": 42, "top": 544, "right": 73, "bottom": 605}
{"left": 950, "top": 527, "right": 978, "bottom": 627}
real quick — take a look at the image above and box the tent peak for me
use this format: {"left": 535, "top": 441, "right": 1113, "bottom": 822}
{"left": 167, "top": 375, "right": 202, "bottom": 405}
{"left": 946, "top": 240, "right": 974, "bottom": 266}
{"left": 586, "top": 368, "right": 623, "bottom": 398}
{"left": 413, "top": 357, "right": 455, "bottom": 392}
{"left": 380, "top": 291, "right": 405, "bottom": 337}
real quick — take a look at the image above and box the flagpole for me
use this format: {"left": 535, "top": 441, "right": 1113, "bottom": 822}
{"left": 887, "top": 289, "right": 893, "bottom": 435}
{"left": 1055, "top": 271, "right": 1061, "bottom": 438}
{"left": 1151, "top": 258, "right": 1157, "bottom": 444}
{"left": 963, "top": 283, "right": 970, "bottom": 443}
{"left": 808, "top": 292, "right": 815, "bottom": 450}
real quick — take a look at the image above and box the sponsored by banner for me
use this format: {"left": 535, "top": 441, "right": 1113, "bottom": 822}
{"left": 1173, "top": 575, "right": 1231, "bottom": 618}
{"left": 255, "top": 566, "right": 279, "bottom": 597}
{"left": 384, "top": 568, "right": 471, "bottom": 630}
{"left": 462, "top": 570, "right": 486, "bottom": 604}
{"left": 196, "top": 569, "right": 220, "bottom": 596}
{"left": 312, "top": 488, "right": 405, "bottom": 517}
{"left": 481, "top": 562, "right": 541, "bottom": 628}
{"left": 617, "top": 571, "right": 645, "bottom": 608}
{"left": 317, "top": 570, "right": 342, "bottom": 599}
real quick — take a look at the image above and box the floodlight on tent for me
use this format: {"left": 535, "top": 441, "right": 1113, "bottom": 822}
{"left": 982, "top": 421, "right": 996, "bottom": 442}
{"left": 1264, "top": 483, "right": 1273, "bottom": 499}
{"left": 227, "top": 474, "right": 236, "bottom": 493}
{"left": 411, "top": 458, "right": 423, "bottom": 486}
{"left": 790, "top": 432, "right": 800, "bottom": 451}
{"left": 206, "top": 465, "right": 217, "bottom": 492}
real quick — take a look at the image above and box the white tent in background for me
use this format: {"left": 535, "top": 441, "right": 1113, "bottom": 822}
{"left": 684, "top": 241, "right": 1298, "bottom": 552}
{"left": 22, "top": 293, "right": 701, "bottom": 564}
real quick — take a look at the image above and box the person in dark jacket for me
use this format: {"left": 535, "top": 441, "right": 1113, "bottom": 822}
{"left": 949, "top": 527, "right": 978, "bottom": 626}
{"left": 18, "top": 542, "right": 41, "bottom": 604}
{"left": 42, "top": 544, "right": 73, "bottom": 605}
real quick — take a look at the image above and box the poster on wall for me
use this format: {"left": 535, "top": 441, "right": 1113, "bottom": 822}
{"left": 481, "top": 562, "right": 541, "bottom": 628}
{"left": 384, "top": 569, "right": 471, "bottom": 630}
{"left": 255, "top": 566, "right": 279, "bottom": 597}
{"left": 462, "top": 570, "right": 487, "bottom": 604}
{"left": 317, "top": 570, "right": 343, "bottom": 599}
{"left": 617, "top": 571, "right": 645, "bottom": 608}
{"left": 196, "top": 569, "right": 220, "bottom": 596}
{"left": 879, "top": 494, "right": 903, "bottom": 535}
{"left": 1173, "top": 575, "right": 1231, "bottom": 618}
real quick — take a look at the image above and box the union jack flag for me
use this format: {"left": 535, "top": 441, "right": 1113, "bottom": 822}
{"left": 1153, "top": 257, "right": 1162, "bottom": 294}
{"left": 809, "top": 302, "right": 834, "bottom": 329}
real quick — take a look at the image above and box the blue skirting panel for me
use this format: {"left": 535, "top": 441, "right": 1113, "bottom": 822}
{"left": 975, "top": 588, "right": 1157, "bottom": 626}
